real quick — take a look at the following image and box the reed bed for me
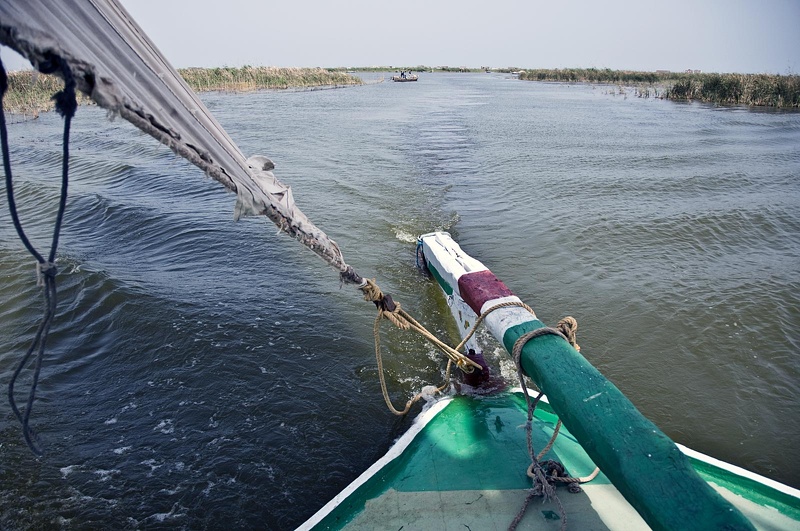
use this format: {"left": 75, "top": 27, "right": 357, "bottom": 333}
{"left": 518, "top": 68, "right": 800, "bottom": 108}
{"left": 2, "top": 67, "right": 361, "bottom": 116}
{"left": 1, "top": 70, "right": 91, "bottom": 118}
{"left": 178, "top": 66, "right": 361, "bottom": 92}
{"left": 666, "top": 73, "right": 800, "bottom": 107}
{"left": 519, "top": 68, "right": 663, "bottom": 84}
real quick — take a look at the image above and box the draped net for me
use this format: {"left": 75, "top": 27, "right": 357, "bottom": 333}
{"left": 0, "top": 0, "right": 362, "bottom": 285}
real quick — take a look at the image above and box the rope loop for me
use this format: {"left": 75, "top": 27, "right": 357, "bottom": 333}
{"left": 556, "top": 316, "right": 579, "bottom": 352}
{"left": 1, "top": 56, "right": 76, "bottom": 455}
{"left": 36, "top": 261, "right": 58, "bottom": 287}
{"left": 512, "top": 327, "right": 568, "bottom": 367}
{"left": 363, "top": 278, "right": 485, "bottom": 416}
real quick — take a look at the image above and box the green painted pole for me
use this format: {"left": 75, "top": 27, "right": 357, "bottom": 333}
{"left": 503, "top": 319, "right": 755, "bottom": 531}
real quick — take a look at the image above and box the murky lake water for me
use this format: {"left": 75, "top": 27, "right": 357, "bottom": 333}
{"left": 1, "top": 73, "right": 799, "bottom": 528}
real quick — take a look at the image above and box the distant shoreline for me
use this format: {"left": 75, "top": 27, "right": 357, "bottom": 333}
{"left": 331, "top": 66, "right": 799, "bottom": 108}
{"left": 514, "top": 68, "right": 800, "bottom": 108}
{"left": 1, "top": 67, "right": 362, "bottom": 117}
{"left": 4, "top": 66, "right": 798, "bottom": 116}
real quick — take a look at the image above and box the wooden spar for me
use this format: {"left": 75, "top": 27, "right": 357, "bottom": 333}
{"left": 419, "top": 232, "right": 755, "bottom": 531}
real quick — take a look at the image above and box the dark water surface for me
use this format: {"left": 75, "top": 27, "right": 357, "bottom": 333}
{"left": 1, "top": 73, "right": 798, "bottom": 529}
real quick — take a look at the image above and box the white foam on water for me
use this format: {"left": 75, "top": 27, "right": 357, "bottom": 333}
{"left": 60, "top": 465, "right": 80, "bottom": 478}
{"left": 140, "top": 459, "right": 162, "bottom": 476}
{"left": 153, "top": 419, "right": 174, "bottom": 434}
{"left": 393, "top": 227, "right": 417, "bottom": 243}
{"left": 94, "top": 469, "right": 119, "bottom": 482}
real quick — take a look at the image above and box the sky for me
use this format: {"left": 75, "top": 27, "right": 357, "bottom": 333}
{"left": 2, "top": 0, "right": 799, "bottom": 74}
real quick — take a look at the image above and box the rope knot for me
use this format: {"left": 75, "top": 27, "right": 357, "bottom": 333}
{"left": 455, "top": 357, "right": 476, "bottom": 374}
{"left": 556, "top": 316, "right": 579, "bottom": 351}
{"left": 360, "top": 278, "right": 388, "bottom": 307}
{"left": 359, "top": 278, "right": 379, "bottom": 301}
{"left": 36, "top": 261, "right": 57, "bottom": 287}
{"left": 360, "top": 278, "right": 410, "bottom": 328}
{"left": 51, "top": 57, "right": 78, "bottom": 119}
{"left": 53, "top": 87, "right": 78, "bottom": 119}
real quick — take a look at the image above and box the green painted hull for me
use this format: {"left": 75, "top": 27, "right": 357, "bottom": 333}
{"left": 303, "top": 392, "right": 620, "bottom": 530}
{"left": 300, "top": 391, "right": 799, "bottom": 530}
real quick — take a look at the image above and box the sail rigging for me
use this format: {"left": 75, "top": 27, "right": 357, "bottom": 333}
{"left": 0, "top": 0, "right": 362, "bottom": 285}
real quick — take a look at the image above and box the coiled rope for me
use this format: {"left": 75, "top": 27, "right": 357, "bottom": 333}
{"left": 1, "top": 56, "right": 77, "bottom": 455}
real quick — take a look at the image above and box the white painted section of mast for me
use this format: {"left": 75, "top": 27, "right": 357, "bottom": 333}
{"left": 419, "top": 232, "right": 487, "bottom": 294}
{"left": 421, "top": 232, "right": 538, "bottom": 347}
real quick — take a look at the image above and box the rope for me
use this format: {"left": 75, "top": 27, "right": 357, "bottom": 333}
{"left": 360, "top": 273, "right": 599, "bottom": 528}
{"left": 508, "top": 315, "right": 599, "bottom": 531}
{"left": 1, "top": 55, "right": 76, "bottom": 455}
{"left": 454, "top": 300, "right": 535, "bottom": 353}
{"left": 537, "top": 419, "right": 563, "bottom": 461}
{"left": 361, "top": 278, "right": 482, "bottom": 415}
{"left": 510, "top": 329, "right": 563, "bottom": 530}
{"left": 358, "top": 277, "right": 582, "bottom": 422}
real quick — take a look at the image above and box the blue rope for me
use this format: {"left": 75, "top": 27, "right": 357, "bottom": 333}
{"left": 0, "top": 55, "right": 76, "bottom": 455}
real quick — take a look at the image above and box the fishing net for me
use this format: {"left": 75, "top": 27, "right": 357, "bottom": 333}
{"left": 0, "top": 0, "right": 362, "bottom": 284}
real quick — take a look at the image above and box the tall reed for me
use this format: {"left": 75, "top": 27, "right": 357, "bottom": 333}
{"left": 519, "top": 68, "right": 662, "bottom": 84}
{"left": 2, "top": 67, "right": 361, "bottom": 116}
{"left": 178, "top": 66, "right": 361, "bottom": 92}
{"left": 518, "top": 68, "right": 800, "bottom": 108}
{"left": 2, "top": 71, "right": 91, "bottom": 118}
{"left": 667, "top": 73, "right": 800, "bottom": 107}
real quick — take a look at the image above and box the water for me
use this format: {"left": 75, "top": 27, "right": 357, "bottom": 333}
{"left": 1, "top": 73, "right": 798, "bottom": 529}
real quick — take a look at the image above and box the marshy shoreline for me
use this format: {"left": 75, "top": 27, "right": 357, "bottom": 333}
{"left": 515, "top": 68, "right": 800, "bottom": 108}
{"left": 336, "top": 65, "right": 799, "bottom": 108}
{"left": 1, "top": 66, "right": 362, "bottom": 117}
{"left": 3, "top": 65, "right": 799, "bottom": 118}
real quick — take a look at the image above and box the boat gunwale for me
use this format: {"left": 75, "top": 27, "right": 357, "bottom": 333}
{"left": 299, "top": 385, "right": 800, "bottom": 530}
{"left": 508, "top": 387, "right": 800, "bottom": 513}
{"left": 296, "top": 398, "right": 453, "bottom": 530}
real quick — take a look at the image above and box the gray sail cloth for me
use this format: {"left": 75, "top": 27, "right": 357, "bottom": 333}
{"left": 0, "top": 0, "right": 362, "bottom": 285}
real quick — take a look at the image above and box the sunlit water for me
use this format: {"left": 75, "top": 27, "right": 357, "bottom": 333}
{"left": 1, "top": 73, "right": 798, "bottom": 529}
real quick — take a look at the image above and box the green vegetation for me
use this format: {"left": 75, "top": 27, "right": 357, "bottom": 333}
{"left": 5, "top": 65, "right": 797, "bottom": 113}
{"left": 518, "top": 68, "right": 800, "bottom": 108}
{"left": 666, "top": 73, "right": 800, "bottom": 107}
{"left": 178, "top": 66, "right": 361, "bottom": 92}
{"left": 519, "top": 68, "right": 662, "bottom": 84}
{"left": 1, "top": 71, "right": 91, "bottom": 118}
{"left": 1, "top": 67, "right": 361, "bottom": 116}
{"left": 326, "top": 65, "right": 479, "bottom": 73}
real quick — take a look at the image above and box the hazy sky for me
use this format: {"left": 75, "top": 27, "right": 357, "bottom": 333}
{"left": 2, "top": 0, "right": 799, "bottom": 74}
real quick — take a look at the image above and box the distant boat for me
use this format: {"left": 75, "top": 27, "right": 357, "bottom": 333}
{"left": 392, "top": 74, "right": 418, "bottom": 82}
